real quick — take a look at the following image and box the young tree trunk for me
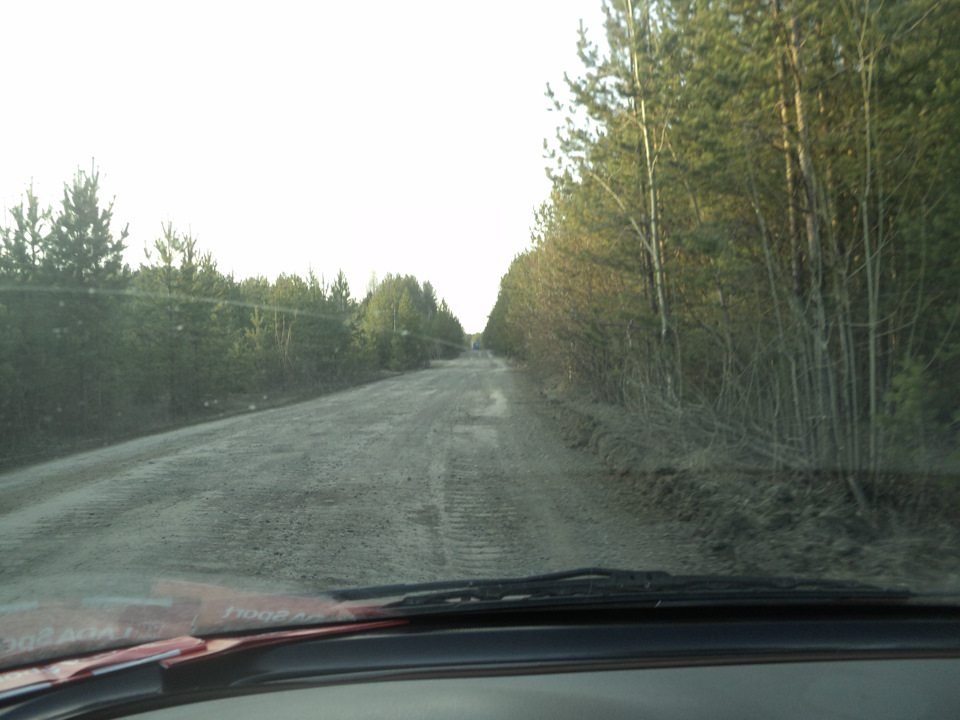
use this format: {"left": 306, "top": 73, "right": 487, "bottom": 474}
{"left": 775, "top": 48, "right": 803, "bottom": 297}
{"left": 854, "top": 5, "right": 882, "bottom": 473}
{"left": 784, "top": 2, "right": 832, "bottom": 466}
{"left": 625, "top": 0, "right": 669, "bottom": 346}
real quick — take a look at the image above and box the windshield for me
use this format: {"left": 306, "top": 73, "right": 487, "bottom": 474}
{"left": 2, "top": 0, "right": 959, "bottom": 672}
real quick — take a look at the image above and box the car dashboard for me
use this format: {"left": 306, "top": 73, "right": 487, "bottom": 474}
{"left": 4, "top": 603, "right": 959, "bottom": 720}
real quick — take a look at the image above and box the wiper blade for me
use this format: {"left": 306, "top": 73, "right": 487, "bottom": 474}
{"left": 330, "top": 567, "right": 912, "bottom": 610}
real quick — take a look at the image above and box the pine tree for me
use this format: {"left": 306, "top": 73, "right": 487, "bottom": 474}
{"left": 45, "top": 166, "right": 129, "bottom": 435}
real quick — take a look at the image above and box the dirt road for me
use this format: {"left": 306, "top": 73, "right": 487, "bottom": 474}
{"left": 0, "top": 352, "right": 705, "bottom": 603}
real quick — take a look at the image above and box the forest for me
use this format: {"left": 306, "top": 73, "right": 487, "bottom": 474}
{"left": 483, "top": 0, "right": 960, "bottom": 480}
{"left": 0, "top": 170, "right": 465, "bottom": 468}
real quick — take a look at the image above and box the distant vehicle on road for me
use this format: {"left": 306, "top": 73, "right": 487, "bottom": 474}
{"left": 472, "top": 341, "right": 480, "bottom": 350}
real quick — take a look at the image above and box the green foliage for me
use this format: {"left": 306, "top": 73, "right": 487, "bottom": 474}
{"left": 430, "top": 300, "right": 466, "bottom": 360}
{"left": 482, "top": 259, "right": 526, "bottom": 358}
{"left": 0, "top": 167, "right": 130, "bottom": 442}
{"left": 359, "top": 274, "right": 464, "bottom": 369}
{"left": 486, "top": 0, "right": 960, "bottom": 474}
{"left": 881, "top": 357, "right": 959, "bottom": 474}
{"left": 0, "top": 171, "right": 465, "bottom": 467}
{"left": 47, "top": 168, "right": 128, "bottom": 287}
{"left": 132, "top": 224, "right": 234, "bottom": 414}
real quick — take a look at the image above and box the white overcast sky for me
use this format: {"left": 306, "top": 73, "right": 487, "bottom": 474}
{"left": 1, "top": 1, "right": 607, "bottom": 332}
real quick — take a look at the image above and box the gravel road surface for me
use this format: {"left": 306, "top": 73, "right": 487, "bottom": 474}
{"left": 0, "top": 352, "right": 703, "bottom": 603}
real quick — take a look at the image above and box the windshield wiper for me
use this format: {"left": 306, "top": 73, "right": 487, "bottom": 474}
{"left": 330, "top": 567, "right": 914, "bottom": 610}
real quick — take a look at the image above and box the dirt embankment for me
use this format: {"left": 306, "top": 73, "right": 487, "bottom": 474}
{"left": 519, "top": 369, "right": 960, "bottom": 592}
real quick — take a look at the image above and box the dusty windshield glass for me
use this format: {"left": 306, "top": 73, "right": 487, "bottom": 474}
{"left": 1, "top": 0, "right": 959, "bottom": 671}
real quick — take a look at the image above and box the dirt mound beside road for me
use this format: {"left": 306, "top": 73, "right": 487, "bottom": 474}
{"left": 518, "top": 370, "right": 960, "bottom": 593}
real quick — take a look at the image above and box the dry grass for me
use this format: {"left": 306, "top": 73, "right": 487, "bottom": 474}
{"left": 523, "top": 368, "right": 960, "bottom": 593}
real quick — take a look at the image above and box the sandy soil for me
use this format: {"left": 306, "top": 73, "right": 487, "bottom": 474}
{"left": 0, "top": 352, "right": 718, "bottom": 605}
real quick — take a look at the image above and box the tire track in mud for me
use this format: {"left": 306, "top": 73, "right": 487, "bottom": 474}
{"left": 439, "top": 467, "right": 525, "bottom": 579}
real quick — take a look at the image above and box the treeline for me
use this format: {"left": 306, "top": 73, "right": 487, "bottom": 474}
{"left": 0, "top": 169, "right": 464, "bottom": 467}
{"left": 485, "top": 0, "right": 960, "bottom": 477}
